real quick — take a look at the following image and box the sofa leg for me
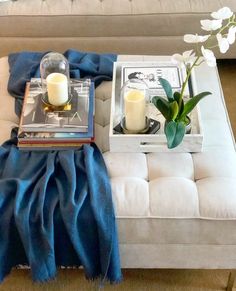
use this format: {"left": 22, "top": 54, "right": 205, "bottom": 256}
{"left": 227, "top": 271, "right": 236, "bottom": 291}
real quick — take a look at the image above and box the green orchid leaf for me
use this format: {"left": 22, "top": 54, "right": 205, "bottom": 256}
{"left": 178, "top": 99, "right": 185, "bottom": 117}
{"left": 164, "top": 121, "right": 176, "bottom": 147}
{"left": 159, "top": 78, "right": 174, "bottom": 101}
{"left": 172, "top": 122, "right": 186, "bottom": 148}
{"left": 152, "top": 96, "right": 171, "bottom": 121}
{"left": 173, "top": 91, "right": 181, "bottom": 103}
{"left": 173, "top": 91, "right": 184, "bottom": 118}
{"left": 164, "top": 120, "right": 186, "bottom": 149}
{"left": 170, "top": 101, "right": 179, "bottom": 120}
{"left": 180, "top": 91, "right": 212, "bottom": 119}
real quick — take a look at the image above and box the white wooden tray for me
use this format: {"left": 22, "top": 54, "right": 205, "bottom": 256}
{"left": 109, "top": 61, "right": 203, "bottom": 153}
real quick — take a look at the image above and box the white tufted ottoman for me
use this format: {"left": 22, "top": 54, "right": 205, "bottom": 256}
{"left": 96, "top": 55, "right": 236, "bottom": 272}
{"left": 1, "top": 55, "right": 236, "bottom": 283}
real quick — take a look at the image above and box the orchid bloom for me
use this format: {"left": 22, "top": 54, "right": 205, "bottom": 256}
{"left": 201, "top": 46, "right": 216, "bottom": 67}
{"left": 227, "top": 26, "right": 236, "bottom": 44}
{"left": 216, "top": 33, "right": 230, "bottom": 53}
{"left": 184, "top": 34, "right": 210, "bottom": 43}
{"left": 171, "top": 50, "right": 195, "bottom": 68}
{"left": 211, "top": 7, "right": 233, "bottom": 20}
{"left": 200, "top": 19, "right": 222, "bottom": 31}
{"left": 158, "top": 7, "right": 236, "bottom": 149}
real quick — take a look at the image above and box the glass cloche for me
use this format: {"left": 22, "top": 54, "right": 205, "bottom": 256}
{"left": 40, "top": 52, "right": 70, "bottom": 106}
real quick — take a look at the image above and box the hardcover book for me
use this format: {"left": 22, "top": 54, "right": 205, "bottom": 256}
{"left": 18, "top": 131, "right": 94, "bottom": 143}
{"left": 18, "top": 78, "right": 95, "bottom": 149}
{"left": 19, "top": 78, "right": 93, "bottom": 133}
{"left": 17, "top": 141, "right": 93, "bottom": 151}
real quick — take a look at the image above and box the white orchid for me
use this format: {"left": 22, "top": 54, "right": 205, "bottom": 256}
{"left": 201, "top": 46, "right": 216, "bottom": 67}
{"left": 154, "top": 7, "right": 235, "bottom": 149}
{"left": 201, "top": 19, "right": 222, "bottom": 31}
{"left": 171, "top": 50, "right": 195, "bottom": 68}
{"left": 184, "top": 34, "right": 210, "bottom": 43}
{"left": 216, "top": 33, "right": 230, "bottom": 53}
{"left": 211, "top": 7, "right": 233, "bottom": 20}
{"left": 227, "top": 26, "right": 236, "bottom": 44}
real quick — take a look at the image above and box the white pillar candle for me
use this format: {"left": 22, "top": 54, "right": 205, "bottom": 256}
{"left": 124, "top": 89, "right": 146, "bottom": 132}
{"left": 46, "top": 72, "right": 68, "bottom": 106}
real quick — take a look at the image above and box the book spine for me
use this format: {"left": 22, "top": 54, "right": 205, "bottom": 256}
{"left": 18, "top": 137, "right": 95, "bottom": 145}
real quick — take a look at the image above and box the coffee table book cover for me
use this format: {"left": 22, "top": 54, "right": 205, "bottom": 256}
{"left": 121, "top": 62, "right": 189, "bottom": 96}
{"left": 18, "top": 78, "right": 94, "bottom": 149}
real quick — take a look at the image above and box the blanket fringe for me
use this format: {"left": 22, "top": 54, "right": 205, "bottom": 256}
{"left": 13, "top": 265, "right": 122, "bottom": 286}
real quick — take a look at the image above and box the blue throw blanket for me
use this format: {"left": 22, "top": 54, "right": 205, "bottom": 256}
{"left": 0, "top": 50, "right": 122, "bottom": 283}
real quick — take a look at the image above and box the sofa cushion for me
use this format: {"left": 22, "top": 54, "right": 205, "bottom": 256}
{"left": 147, "top": 153, "right": 194, "bottom": 180}
{"left": 193, "top": 150, "right": 236, "bottom": 180}
{"left": 104, "top": 152, "right": 148, "bottom": 179}
{"left": 0, "top": 0, "right": 236, "bottom": 38}
{"left": 111, "top": 177, "right": 149, "bottom": 217}
{"left": 149, "top": 177, "right": 199, "bottom": 218}
{"left": 0, "top": 1, "right": 236, "bottom": 57}
{"left": 197, "top": 177, "right": 236, "bottom": 219}
{"left": 0, "top": 120, "right": 18, "bottom": 145}
{"left": 0, "top": 57, "right": 19, "bottom": 124}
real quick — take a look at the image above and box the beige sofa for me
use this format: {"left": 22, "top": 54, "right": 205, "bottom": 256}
{"left": 1, "top": 1, "right": 236, "bottom": 290}
{"left": 0, "top": 0, "right": 236, "bottom": 58}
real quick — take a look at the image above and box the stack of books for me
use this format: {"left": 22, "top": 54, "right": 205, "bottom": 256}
{"left": 18, "top": 78, "right": 94, "bottom": 150}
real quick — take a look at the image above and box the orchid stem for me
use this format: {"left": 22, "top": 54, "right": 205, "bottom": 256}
{"left": 178, "top": 56, "right": 200, "bottom": 108}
